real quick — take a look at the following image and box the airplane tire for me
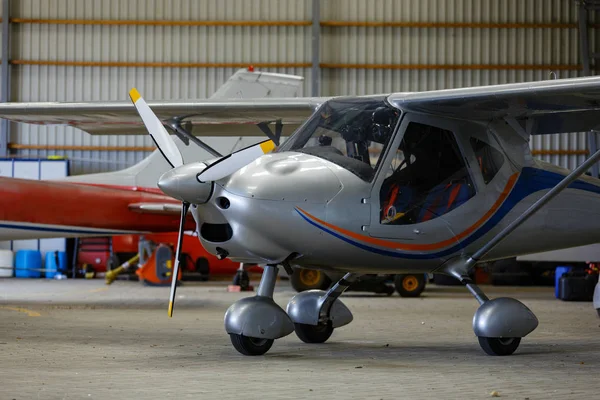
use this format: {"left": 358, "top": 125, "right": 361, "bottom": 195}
{"left": 294, "top": 322, "right": 334, "bottom": 344}
{"left": 395, "top": 274, "right": 426, "bottom": 297}
{"left": 290, "top": 268, "right": 332, "bottom": 292}
{"left": 229, "top": 334, "right": 274, "bottom": 356}
{"left": 478, "top": 337, "right": 521, "bottom": 356}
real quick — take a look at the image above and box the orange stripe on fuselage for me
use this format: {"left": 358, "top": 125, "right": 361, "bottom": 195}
{"left": 297, "top": 173, "right": 519, "bottom": 252}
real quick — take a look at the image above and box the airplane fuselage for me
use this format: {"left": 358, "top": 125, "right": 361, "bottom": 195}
{"left": 192, "top": 107, "right": 600, "bottom": 274}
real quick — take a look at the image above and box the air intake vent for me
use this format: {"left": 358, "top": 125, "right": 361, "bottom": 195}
{"left": 200, "top": 223, "right": 233, "bottom": 243}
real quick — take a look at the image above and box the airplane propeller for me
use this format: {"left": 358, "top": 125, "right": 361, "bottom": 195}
{"left": 129, "top": 88, "right": 188, "bottom": 317}
{"left": 128, "top": 88, "right": 276, "bottom": 317}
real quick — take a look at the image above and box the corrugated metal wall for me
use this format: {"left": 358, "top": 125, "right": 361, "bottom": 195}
{"left": 9, "top": 0, "right": 312, "bottom": 174}
{"left": 5, "top": 0, "right": 594, "bottom": 173}
{"left": 322, "top": 0, "right": 580, "bottom": 93}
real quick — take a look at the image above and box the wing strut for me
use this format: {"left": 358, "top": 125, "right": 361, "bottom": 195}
{"left": 466, "top": 147, "right": 600, "bottom": 268}
{"left": 256, "top": 119, "right": 283, "bottom": 145}
{"left": 165, "top": 117, "right": 223, "bottom": 158}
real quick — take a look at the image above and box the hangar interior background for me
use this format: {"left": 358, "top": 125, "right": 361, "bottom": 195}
{"left": 0, "top": 0, "right": 597, "bottom": 175}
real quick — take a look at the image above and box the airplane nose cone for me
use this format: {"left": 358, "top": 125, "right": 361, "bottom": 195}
{"left": 158, "top": 162, "right": 212, "bottom": 204}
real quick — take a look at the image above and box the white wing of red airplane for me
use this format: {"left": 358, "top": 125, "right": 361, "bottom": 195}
{"left": 0, "top": 97, "right": 323, "bottom": 136}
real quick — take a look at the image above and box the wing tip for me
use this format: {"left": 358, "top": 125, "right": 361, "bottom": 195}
{"left": 129, "top": 88, "right": 141, "bottom": 103}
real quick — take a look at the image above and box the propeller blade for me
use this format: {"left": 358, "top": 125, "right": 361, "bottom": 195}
{"left": 167, "top": 201, "right": 190, "bottom": 317}
{"left": 129, "top": 88, "right": 184, "bottom": 168}
{"left": 197, "top": 139, "right": 276, "bottom": 182}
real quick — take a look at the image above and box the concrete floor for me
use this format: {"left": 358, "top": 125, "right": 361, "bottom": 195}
{"left": 0, "top": 279, "right": 597, "bottom": 400}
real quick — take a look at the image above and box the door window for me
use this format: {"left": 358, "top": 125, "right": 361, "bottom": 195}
{"left": 470, "top": 137, "right": 505, "bottom": 184}
{"left": 379, "top": 122, "right": 475, "bottom": 225}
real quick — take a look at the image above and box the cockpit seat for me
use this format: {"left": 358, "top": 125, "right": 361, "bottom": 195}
{"left": 417, "top": 181, "right": 471, "bottom": 223}
{"left": 381, "top": 184, "right": 415, "bottom": 224}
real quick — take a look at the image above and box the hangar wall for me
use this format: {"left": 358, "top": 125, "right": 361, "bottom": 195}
{"left": 1, "top": 0, "right": 596, "bottom": 174}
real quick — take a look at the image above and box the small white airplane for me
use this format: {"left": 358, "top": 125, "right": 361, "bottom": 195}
{"left": 2, "top": 75, "right": 600, "bottom": 357}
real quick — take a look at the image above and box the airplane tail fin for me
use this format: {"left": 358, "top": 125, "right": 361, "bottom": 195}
{"left": 62, "top": 69, "right": 304, "bottom": 188}
{"left": 210, "top": 68, "right": 303, "bottom": 99}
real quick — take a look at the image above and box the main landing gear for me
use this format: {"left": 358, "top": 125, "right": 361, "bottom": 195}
{"left": 442, "top": 260, "right": 539, "bottom": 356}
{"left": 224, "top": 262, "right": 538, "bottom": 356}
{"left": 224, "top": 265, "right": 356, "bottom": 355}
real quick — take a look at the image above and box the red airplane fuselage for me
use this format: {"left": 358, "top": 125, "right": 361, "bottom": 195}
{"left": 0, "top": 177, "right": 193, "bottom": 240}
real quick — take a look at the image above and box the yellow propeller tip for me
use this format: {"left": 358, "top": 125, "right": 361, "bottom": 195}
{"left": 260, "top": 140, "right": 276, "bottom": 154}
{"left": 129, "top": 88, "right": 141, "bottom": 103}
{"left": 168, "top": 301, "right": 173, "bottom": 318}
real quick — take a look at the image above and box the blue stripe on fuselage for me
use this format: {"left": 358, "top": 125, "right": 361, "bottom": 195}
{"left": 298, "top": 167, "right": 600, "bottom": 260}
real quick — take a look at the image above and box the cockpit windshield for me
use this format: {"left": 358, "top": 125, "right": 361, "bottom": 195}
{"left": 277, "top": 97, "right": 400, "bottom": 181}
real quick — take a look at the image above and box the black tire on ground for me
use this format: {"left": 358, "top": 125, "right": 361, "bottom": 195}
{"left": 232, "top": 269, "right": 250, "bottom": 289}
{"left": 195, "top": 257, "right": 210, "bottom": 281}
{"left": 229, "top": 334, "right": 274, "bottom": 356}
{"left": 294, "top": 322, "right": 334, "bottom": 344}
{"left": 596, "top": 308, "right": 600, "bottom": 318}
{"left": 290, "top": 268, "right": 332, "bottom": 292}
{"left": 477, "top": 337, "right": 521, "bottom": 356}
{"left": 385, "top": 284, "right": 395, "bottom": 296}
{"left": 394, "top": 274, "right": 426, "bottom": 297}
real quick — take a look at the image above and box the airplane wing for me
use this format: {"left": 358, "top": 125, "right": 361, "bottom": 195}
{"left": 391, "top": 76, "right": 600, "bottom": 135}
{"left": 0, "top": 98, "right": 325, "bottom": 136}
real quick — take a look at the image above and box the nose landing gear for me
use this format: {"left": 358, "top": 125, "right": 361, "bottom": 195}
{"left": 224, "top": 265, "right": 295, "bottom": 356}
{"left": 225, "top": 267, "right": 357, "bottom": 355}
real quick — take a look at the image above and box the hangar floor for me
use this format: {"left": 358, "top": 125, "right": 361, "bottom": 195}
{"left": 0, "top": 279, "right": 596, "bottom": 399}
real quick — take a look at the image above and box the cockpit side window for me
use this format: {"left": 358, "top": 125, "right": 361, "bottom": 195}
{"left": 379, "top": 122, "right": 475, "bottom": 225}
{"left": 470, "top": 137, "right": 505, "bottom": 184}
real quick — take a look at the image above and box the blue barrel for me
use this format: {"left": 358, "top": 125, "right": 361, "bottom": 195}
{"left": 45, "top": 251, "right": 67, "bottom": 279}
{"left": 555, "top": 266, "right": 572, "bottom": 298}
{"left": 15, "top": 250, "right": 42, "bottom": 278}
